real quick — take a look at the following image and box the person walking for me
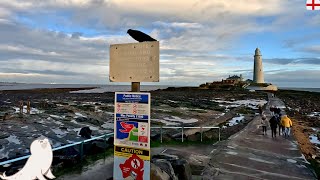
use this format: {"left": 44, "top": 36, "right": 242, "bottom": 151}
{"left": 258, "top": 105, "right": 263, "bottom": 115}
{"left": 281, "top": 115, "right": 292, "bottom": 138}
{"left": 277, "top": 114, "right": 283, "bottom": 136}
{"left": 269, "top": 115, "right": 278, "bottom": 138}
{"left": 261, "top": 113, "right": 268, "bottom": 135}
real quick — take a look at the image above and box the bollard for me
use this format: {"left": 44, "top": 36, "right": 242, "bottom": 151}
{"left": 218, "top": 128, "right": 221, "bottom": 142}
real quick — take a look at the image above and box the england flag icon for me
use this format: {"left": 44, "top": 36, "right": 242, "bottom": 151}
{"left": 306, "top": 0, "right": 320, "bottom": 10}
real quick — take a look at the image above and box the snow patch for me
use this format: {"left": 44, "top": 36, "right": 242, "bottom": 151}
{"left": 75, "top": 112, "right": 87, "bottom": 118}
{"left": 0, "top": 147, "right": 9, "bottom": 159}
{"left": 13, "top": 106, "right": 42, "bottom": 114}
{"left": 6, "top": 135, "right": 21, "bottom": 145}
{"left": 226, "top": 151, "right": 238, "bottom": 155}
{"left": 50, "top": 115, "right": 63, "bottom": 119}
{"left": 51, "top": 128, "right": 68, "bottom": 138}
{"left": 309, "top": 135, "right": 320, "bottom": 145}
{"left": 287, "top": 159, "right": 297, "bottom": 163}
{"left": 308, "top": 112, "right": 320, "bottom": 117}
{"left": 228, "top": 115, "right": 245, "bottom": 126}
{"left": 152, "top": 119, "right": 179, "bottom": 126}
{"left": 163, "top": 116, "right": 198, "bottom": 124}
{"left": 212, "top": 99, "right": 267, "bottom": 110}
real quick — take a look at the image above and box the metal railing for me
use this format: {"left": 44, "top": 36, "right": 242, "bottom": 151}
{"left": 152, "top": 126, "right": 220, "bottom": 143}
{"left": 0, "top": 133, "right": 114, "bottom": 167}
{"left": 0, "top": 126, "right": 220, "bottom": 166}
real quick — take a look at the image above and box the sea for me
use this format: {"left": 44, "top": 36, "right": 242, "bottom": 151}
{"left": 279, "top": 87, "right": 320, "bottom": 93}
{"left": 0, "top": 83, "right": 319, "bottom": 93}
{"left": 0, "top": 83, "right": 173, "bottom": 92}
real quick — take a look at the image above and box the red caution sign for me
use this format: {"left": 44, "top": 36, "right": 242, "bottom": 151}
{"left": 119, "top": 154, "right": 144, "bottom": 180}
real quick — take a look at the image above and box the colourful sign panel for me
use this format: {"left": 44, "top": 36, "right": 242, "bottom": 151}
{"left": 114, "top": 92, "right": 150, "bottom": 180}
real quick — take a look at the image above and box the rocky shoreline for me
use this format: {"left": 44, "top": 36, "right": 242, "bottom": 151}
{"left": 275, "top": 89, "right": 320, "bottom": 176}
{"left": 0, "top": 87, "right": 269, "bottom": 176}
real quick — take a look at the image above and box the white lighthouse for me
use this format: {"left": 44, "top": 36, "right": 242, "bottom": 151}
{"left": 253, "top": 48, "right": 264, "bottom": 83}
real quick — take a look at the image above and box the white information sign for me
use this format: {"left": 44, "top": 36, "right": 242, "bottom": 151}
{"left": 109, "top": 41, "right": 159, "bottom": 82}
{"left": 114, "top": 92, "right": 151, "bottom": 180}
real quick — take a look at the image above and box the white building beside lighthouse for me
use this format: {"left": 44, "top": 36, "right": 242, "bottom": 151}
{"left": 253, "top": 48, "right": 264, "bottom": 83}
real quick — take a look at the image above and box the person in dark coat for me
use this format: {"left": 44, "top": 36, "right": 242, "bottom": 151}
{"left": 277, "top": 113, "right": 284, "bottom": 136}
{"left": 275, "top": 107, "right": 281, "bottom": 115}
{"left": 269, "top": 115, "right": 278, "bottom": 138}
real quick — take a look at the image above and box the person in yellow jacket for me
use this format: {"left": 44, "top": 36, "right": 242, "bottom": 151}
{"left": 281, "top": 115, "right": 292, "bottom": 138}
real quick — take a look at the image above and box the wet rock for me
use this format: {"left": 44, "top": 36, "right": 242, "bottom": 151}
{"left": 79, "top": 127, "right": 92, "bottom": 139}
{"left": 75, "top": 116, "right": 88, "bottom": 122}
{"left": 152, "top": 154, "right": 192, "bottom": 180}
{"left": 0, "top": 132, "right": 10, "bottom": 139}
{"left": 107, "top": 137, "right": 114, "bottom": 145}
{"left": 151, "top": 133, "right": 173, "bottom": 142}
{"left": 171, "top": 159, "right": 192, "bottom": 180}
{"left": 152, "top": 159, "right": 178, "bottom": 180}
{"left": 187, "top": 132, "right": 201, "bottom": 141}
{"left": 150, "top": 163, "right": 171, "bottom": 180}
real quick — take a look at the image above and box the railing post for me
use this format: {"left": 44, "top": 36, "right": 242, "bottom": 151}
{"left": 80, "top": 141, "right": 84, "bottom": 160}
{"left": 160, "top": 125, "right": 163, "bottom": 143}
{"left": 218, "top": 128, "right": 221, "bottom": 142}
{"left": 200, "top": 126, "right": 203, "bottom": 142}
{"left": 104, "top": 134, "right": 107, "bottom": 159}
{"left": 182, "top": 124, "right": 184, "bottom": 143}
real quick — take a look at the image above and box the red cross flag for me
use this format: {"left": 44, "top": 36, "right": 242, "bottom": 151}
{"left": 306, "top": 0, "right": 320, "bottom": 10}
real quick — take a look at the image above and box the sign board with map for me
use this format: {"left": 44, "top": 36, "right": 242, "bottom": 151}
{"left": 114, "top": 92, "right": 150, "bottom": 180}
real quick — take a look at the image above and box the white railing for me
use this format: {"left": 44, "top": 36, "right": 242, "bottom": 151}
{"left": 152, "top": 126, "right": 220, "bottom": 143}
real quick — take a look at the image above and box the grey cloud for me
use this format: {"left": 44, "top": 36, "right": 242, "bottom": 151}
{"left": 266, "top": 70, "right": 320, "bottom": 87}
{"left": 0, "top": 21, "right": 108, "bottom": 64}
{"left": 265, "top": 58, "right": 320, "bottom": 65}
{"left": 0, "top": 68, "right": 85, "bottom": 76}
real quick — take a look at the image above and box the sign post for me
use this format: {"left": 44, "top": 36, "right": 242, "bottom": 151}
{"left": 113, "top": 92, "right": 151, "bottom": 180}
{"left": 110, "top": 41, "right": 159, "bottom": 180}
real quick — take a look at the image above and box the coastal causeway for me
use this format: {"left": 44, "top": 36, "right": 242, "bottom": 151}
{"left": 0, "top": 87, "right": 319, "bottom": 179}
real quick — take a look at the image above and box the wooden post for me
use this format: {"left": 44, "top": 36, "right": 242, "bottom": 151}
{"left": 131, "top": 82, "right": 140, "bottom": 92}
{"left": 19, "top": 100, "right": 23, "bottom": 114}
{"left": 27, "top": 100, "right": 31, "bottom": 114}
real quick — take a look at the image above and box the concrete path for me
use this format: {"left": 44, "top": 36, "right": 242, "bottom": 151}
{"left": 205, "top": 94, "right": 316, "bottom": 179}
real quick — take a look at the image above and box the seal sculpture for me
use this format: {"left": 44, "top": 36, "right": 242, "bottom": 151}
{"left": 0, "top": 136, "right": 55, "bottom": 180}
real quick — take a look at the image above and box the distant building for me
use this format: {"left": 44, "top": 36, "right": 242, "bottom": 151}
{"left": 226, "top": 74, "right": 243, "bottom": 83}
{"left": 200, "top": 74, "right": 247, "bottom": 88}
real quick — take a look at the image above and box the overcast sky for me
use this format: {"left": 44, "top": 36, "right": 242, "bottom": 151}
{"left": 0, "top": 0, "right": 319, "bottom": 87}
